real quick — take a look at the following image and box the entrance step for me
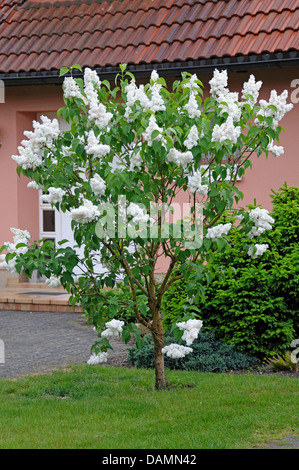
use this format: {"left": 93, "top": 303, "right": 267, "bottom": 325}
{"left": 0, "top": 278, "right": 83, "bottom": 313}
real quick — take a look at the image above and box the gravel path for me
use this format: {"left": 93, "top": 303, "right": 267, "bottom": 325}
{"left": 0, "top": 309, "right": 132, "bottom": 379}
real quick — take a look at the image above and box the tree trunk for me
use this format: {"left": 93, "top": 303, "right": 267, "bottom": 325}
{"left": 152, "top": 309, "right": 168, "bottom": 390}
{"left": 153, "top": 336, "right": 168, "bottom": 390}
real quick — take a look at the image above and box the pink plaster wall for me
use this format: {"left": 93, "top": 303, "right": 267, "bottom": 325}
{"left": 0, "top": 98, "right": 18, "bottom": 243}
{"left": 16, "top": 111, "right": 39, "bottom": 238}
{"left": 0, "top": 84, "right": 63, "bottom": 246}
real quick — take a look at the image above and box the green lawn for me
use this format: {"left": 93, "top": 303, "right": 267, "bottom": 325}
{"left": 0, "top": 365, "right": 298, "bottom": 449}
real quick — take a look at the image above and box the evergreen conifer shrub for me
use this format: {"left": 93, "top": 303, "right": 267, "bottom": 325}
{"left": 127, "top": 330, "right": 259, "bottom": 372}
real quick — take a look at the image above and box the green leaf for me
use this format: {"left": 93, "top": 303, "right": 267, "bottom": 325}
{"left": 71, "top": 64, "right": 83, "bottom": 72}
{"left": 216, "top": 238, "right": 227, "bottom": 251}
{"left": 122, "top": 328, "right": 131, "bottom": 344}
{"left": 99, "top": 337, "right": 113, "bottom": 351}
{"left": 58, "top": 239, "right": 69, "bottom": 246}
{"left": 15, "top": 243, "right": 28, "bottom": 249}
{"left": 59, "top": 66, "right": 69, "bottom": 77}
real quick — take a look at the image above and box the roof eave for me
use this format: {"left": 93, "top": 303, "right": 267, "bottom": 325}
{"left": 1, "top": 51, "right": 298, "bottom": 86}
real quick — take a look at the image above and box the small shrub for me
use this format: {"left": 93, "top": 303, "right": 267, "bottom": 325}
{"left": 265, "top": 352, "right": 298, "bottom": 372}
{"left": 127, "top": 330, "right": 260, "bottom": 373}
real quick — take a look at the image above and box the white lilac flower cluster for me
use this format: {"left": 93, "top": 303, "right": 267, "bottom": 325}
{"left": 87, "top": 319, "right": 125, "bottom": 365}
{"left": 184, "top": 125, "right": 200, "bottom": 149}
{"left": 127, "top": 202, "right": 152, "bottom": 227}
{"left": 63, "top": 76, "right": 84, "bottom": 100}
{"left": 162, "top": 319, "right": 203, "bottom": 359}
{"left": 63, "top": 68, "right": 112, "bottom": 129}
{"left": 209, "top": 69, "right": 241, "bottom": 122}
{"left": 90, "top": 173, "right": 106, "bottom": 197}
{"left": 255, "top": 89, "right": 293, "bottom": 129}
{"left": 12, "top": 115, "right": 60, "bottom": 170}
{"left": 184, "top": 93, "right": 201, "bottom": 119}
{"left": 267, "top": 141, "right": 284, "bottom": 158}
{"left": 208, "top": 69, "right": 291, "bottom": 150}
{"left": 247, "top": 243, "right": 269, "bottom": 259}
{"left": 218, "top": 90, "right": 241, "bottom": 122}
{"left": 116, "top": 201, "right": 153, "bottom": 231}
{"left": 209, "top": 69, "right": 228, "bottom": 98}
{"left": 209, "top": 69, "right": 262, "bottom": 144}
{"left": 86, "top": 98, "right": 113, "bottom": 130}
{"left": 84, "top": 67, "right": 101, "bottom": 88}
{"left": 124, "top": 70, "right": 166, "bottom": 121}
{"left": 149, "top": 70, "right": 167, "bottom": 113}
{"left": 209, "top": 69, "right": 291, "bottom": 149}
{"left": 167, "top": 148, "right": 194, "bottom": 170}
{"left": 210, "top": 69, "right": 262, "bottom": 115}
{"left": 70, "top": 199, "right": 100, "bottom": 223}
{"left": 85, "top": 129, "right": 111, "bottom": 159}
{"left": 100, "top": 319, "right": 125, "bottom": 338}
{"left": 211, "top": 116, "right": 241, "bottom": 145}
{"left": 40, "top": 187, "right": 66, "bottom": 204}
{"left": 124, "top": 82, "right": 150, "bottom": 120}
{"left": 45, "top": 274, "right": 61, "bottom": 288}
{"left": 206, "top": 222, "right": 232, "bottom": 240}
{"left": 87, "top": 352, "right": 108, "bottom": 365}
{"left": 176, "top": 319, "right": 203, "bottom": 346}
{"left": 0, "top": 228, "right": 31, "bottom": 273}
{"left": 247, "top": 207, "right": 274, "bottom": 239}
{"left": 143, "top": 115, "right": 166, "bottom": 147}
{"left": 187, "top": 170, "right": 208, "bottom": 195}
{"left": 161, "top": 344, "right": 193, "bottom": 359}
{"left": 9, "top": 228, "right": 31, "bottom": 245}
{"left": 183, "top": 74, "right": 201, "bottom": 119}
{"left": 241, "top": 74, "right": 263, "bottom": 108}
{"left": 27, "top": 180, "right": 44, "bottom": 191}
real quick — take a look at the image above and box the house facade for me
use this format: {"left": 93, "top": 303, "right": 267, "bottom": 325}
{"left": 0, "top": 0, "right": 298, "bottom": 277}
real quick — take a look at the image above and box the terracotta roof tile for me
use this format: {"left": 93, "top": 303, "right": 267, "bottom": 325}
{"left": 0, "top": 0, "right": 298, "bottom": 75}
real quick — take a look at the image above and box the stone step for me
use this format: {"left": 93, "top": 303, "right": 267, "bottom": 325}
{"left": 6, "top": 279, "right": 64, "bottom": 290}
{"left": 7, "top": 283, "right": 65, "bottom": 291}
{"left": 0, "top": 279, "right": 83, "bottom": 313}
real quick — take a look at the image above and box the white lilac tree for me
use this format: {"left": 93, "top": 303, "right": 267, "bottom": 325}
{"left": 0, "top": 64, "right": 293, "bottom": 389}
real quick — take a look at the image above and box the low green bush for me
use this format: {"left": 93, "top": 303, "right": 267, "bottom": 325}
{"left": 127, "top": 330, "right": 260, "bottom": 372}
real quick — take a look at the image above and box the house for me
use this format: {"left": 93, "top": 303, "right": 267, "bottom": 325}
{"left": 0, "top": 0, "right": 298, "bottom": 283}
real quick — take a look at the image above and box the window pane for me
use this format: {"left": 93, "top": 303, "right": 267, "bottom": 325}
{"left": 43, "top": 210, "right": 55, "bottom": 232}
